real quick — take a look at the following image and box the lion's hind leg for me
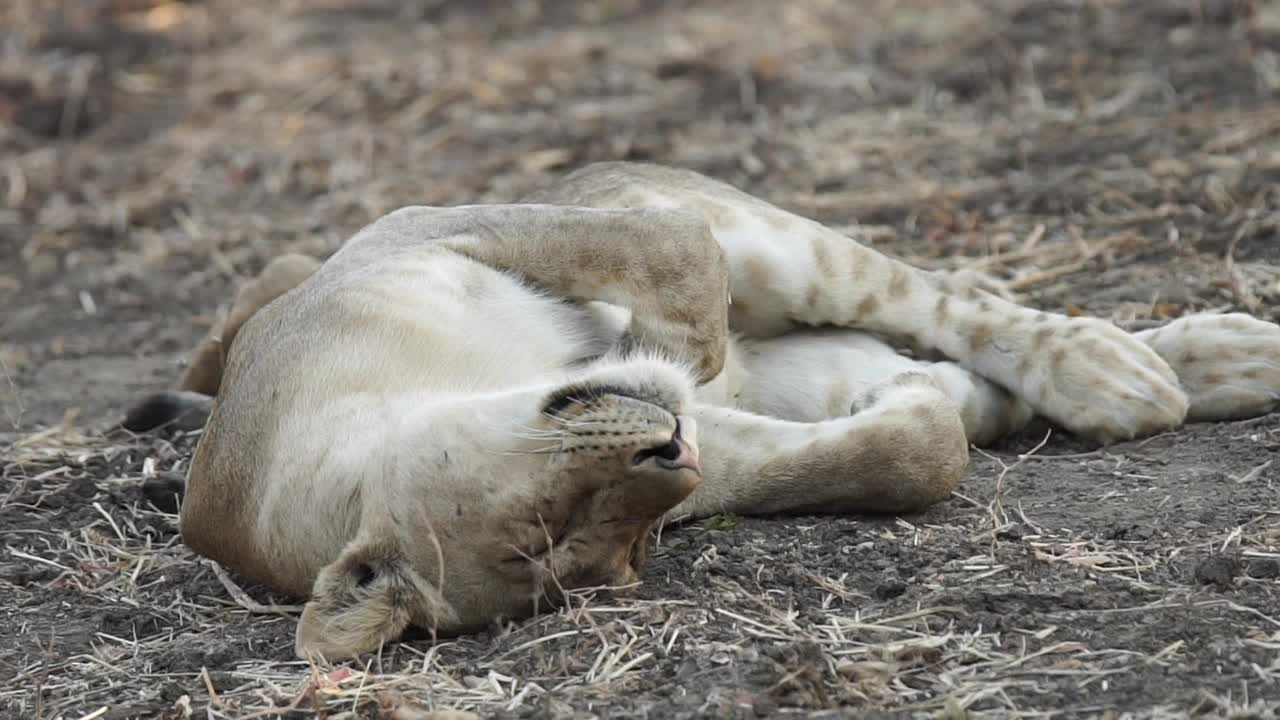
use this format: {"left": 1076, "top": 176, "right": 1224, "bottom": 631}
{"left": 122, "top": 253, "right": 321, "bottom": 433}
{"left": 1136, "top": 313, "right": 1280, "bottom": 423}
{"left": 733, "top": 330, "right": 1034, "bottom": 447}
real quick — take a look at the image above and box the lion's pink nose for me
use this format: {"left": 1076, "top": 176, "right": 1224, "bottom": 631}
{"left": 631, "top": 416, "right": 702, "bottom": 474}
{"left": 667, "top": 416, "right": 700, "bottom": 473}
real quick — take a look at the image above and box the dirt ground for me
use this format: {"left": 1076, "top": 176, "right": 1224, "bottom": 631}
{"left": 3, "top": 0, "right": 1280, "bottom": 717}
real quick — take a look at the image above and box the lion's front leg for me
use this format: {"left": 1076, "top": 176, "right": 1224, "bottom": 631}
{"left": 409, "top": 205, "right": 731, "bottom": 383}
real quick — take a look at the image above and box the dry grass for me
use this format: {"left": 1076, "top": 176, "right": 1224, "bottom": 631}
{"left": 3, "top": 0, "right": 1280, "bottom": 717}
{"left": 5, "top": 424, "right": 1280, "bottom": 718}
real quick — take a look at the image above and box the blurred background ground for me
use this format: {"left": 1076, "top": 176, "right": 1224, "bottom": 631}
{"left": 1, "top": 1, "right": 1279, "bottom": 718}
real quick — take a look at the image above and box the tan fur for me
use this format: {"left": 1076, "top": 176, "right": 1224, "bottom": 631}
{"left": 137, "top": 162, "right": 1280, "bottom": 661}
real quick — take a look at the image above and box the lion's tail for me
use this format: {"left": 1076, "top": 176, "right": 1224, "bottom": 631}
{"left": 120, "top": 253, "right": 324, "bottom": 436}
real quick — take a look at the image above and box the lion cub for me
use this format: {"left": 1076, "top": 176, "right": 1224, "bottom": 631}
{"left": 125, "top": 162, "right": 1280, "bottom": 659}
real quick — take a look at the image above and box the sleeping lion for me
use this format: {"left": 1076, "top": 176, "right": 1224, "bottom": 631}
{"left": 124, "top": 162, "right": 1280, "bottom": 659}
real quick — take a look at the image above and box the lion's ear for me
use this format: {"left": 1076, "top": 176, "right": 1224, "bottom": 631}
{"left": 294, "top": 535, "right": 457, "bottom": 660}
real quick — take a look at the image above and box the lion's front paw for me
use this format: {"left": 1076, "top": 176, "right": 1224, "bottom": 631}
{"left": 1025, "top": 318, "right": 1189, "bottom": 444}
{"left": 1138, "top": 313, "right": 1280, "bottom": 423}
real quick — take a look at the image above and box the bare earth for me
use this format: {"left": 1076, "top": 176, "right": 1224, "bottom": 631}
{"left": 2, "top": 1, "right": 1279, "bottom": 718}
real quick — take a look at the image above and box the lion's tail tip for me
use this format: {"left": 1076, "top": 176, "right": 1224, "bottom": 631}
{"left": 120, "top": 390, "right": 213, "bottom": 433}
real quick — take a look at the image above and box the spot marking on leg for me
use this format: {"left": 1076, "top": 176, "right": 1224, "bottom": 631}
{"left": 1016, "top": 357, "right": 1032, "bottom": 377}
{"left": 812, "top": 238, "right": 835, "bottom": 281}
{"left": 888, "top": 266, "right": 911, "bottom": 299}
{"left": 743, "top": 256, "right": 772, "bottom": 294}
{"left": 804, "top": 283, "right": 821, "bottom": 311}
{"left": 934, "top": 296, "right": 950, "bottom": 324}
{"left": 969, "top": 323, "right": 994, "bottom": 353}
{"left": 854, "top": 295, "right": 880, "bottom": 320}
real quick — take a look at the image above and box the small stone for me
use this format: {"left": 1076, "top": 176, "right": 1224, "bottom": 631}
{"left": 1193, "top": 554, "right": 1239, "bottom": 590}
{"left": 873, "top": 578, "right": 907, "bottom": 600}
{"left": 1246, "top": 558, "right": 1280, "bottom": 580}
